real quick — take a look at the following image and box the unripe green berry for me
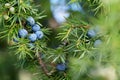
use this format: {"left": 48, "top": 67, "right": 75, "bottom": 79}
{"left": 3, "top": 14, "right": 9, "bottom": 20}
{"left": 20, "top": 0, "right": 23, "bottom": 4}
{"left": 5, "top": 3, "right": 10, "bottom": 8}
{"left": 9, "top": 7, "right": 15, "bottom": 14}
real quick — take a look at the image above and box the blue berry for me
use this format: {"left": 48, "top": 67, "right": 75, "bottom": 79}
{"left": 87, "top": 29, "right": 96, "bottom": 38}
{"left": 18, "top": 29, "right": 28, "bottom": 38}
{"left": 35, "top": 31, "right": 44, "bottom": 39}
{"left": 28, "top": 33, "right": 37, "bottom": 42}
{"left": 28, "top": 43, "right": 35, "bottom": 48}
{"left": 56, "top": 63, "right": 66, "bottom": 71}
{"left": 32, "top": 24, "right": 40, "bottom": 32}
{"left": 94, "top": 39, "right": 102, "bottom": 47}
{"left": 27, "top": 16, "right": 35, "bottom": 26}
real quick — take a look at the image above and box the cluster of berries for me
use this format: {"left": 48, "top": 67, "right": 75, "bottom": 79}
{"left": 4, "top": 3, "right": 15, "bottom": 20}
{"left": 87, "top": 27, "right": 102, "bottom": 47}
{"left": 16, "top": 16, "right": 44, "bottom": 43}
{"left": 56, "top": 27, "right": 102, "bottom": 71}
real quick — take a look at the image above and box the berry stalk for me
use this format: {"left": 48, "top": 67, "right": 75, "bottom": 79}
{"left": 37, "top": 53, "right": 55, "bottom": 76}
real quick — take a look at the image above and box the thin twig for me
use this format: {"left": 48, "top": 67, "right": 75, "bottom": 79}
{"left": 37, "top": 53, "right": 55, "bottom": 76}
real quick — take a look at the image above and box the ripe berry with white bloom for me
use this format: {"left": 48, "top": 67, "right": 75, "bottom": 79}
{"left": 28, "top": 33, "right": 37, "bottom": 42}
{"left": 18, "top": 29, "right": 28, "bottom": 38}
{"left": 56, "top": 63, "right": 66, "bottom": 71}
{"left": 35, "top": 31, "right": 44, "bottom": 39}
{"left": 32, "top": 24, "right": 40, "bottom": 32}
{"left": 94, "top": 39, "right": 102, "bottom": 47}
{"left": 87, "top": 29, "right": 96, "bottom": 38}
{"left": 27, "top": 16, "right": 35, "bottom": 26}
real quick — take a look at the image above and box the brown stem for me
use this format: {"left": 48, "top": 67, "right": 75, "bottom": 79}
{"left": 37, "top": 53, "right": 55, "bottom": 76}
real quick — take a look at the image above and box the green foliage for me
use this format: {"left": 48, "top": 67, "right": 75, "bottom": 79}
{"left": 1, "top": 0, "right": 120, "bottom": 80}
{"left": 69, "top": 0, "right": 104, "bottom": 16}
{"left": 0, "top": 0, "right": 46, "bottom": 41}
{"left": 0, "top": 0, "right": 50, "bottom": 60}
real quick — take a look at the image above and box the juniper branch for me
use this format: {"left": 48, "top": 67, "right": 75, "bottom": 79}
{"left": 37, "top": 53, "right": 55, "bottom": 76}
